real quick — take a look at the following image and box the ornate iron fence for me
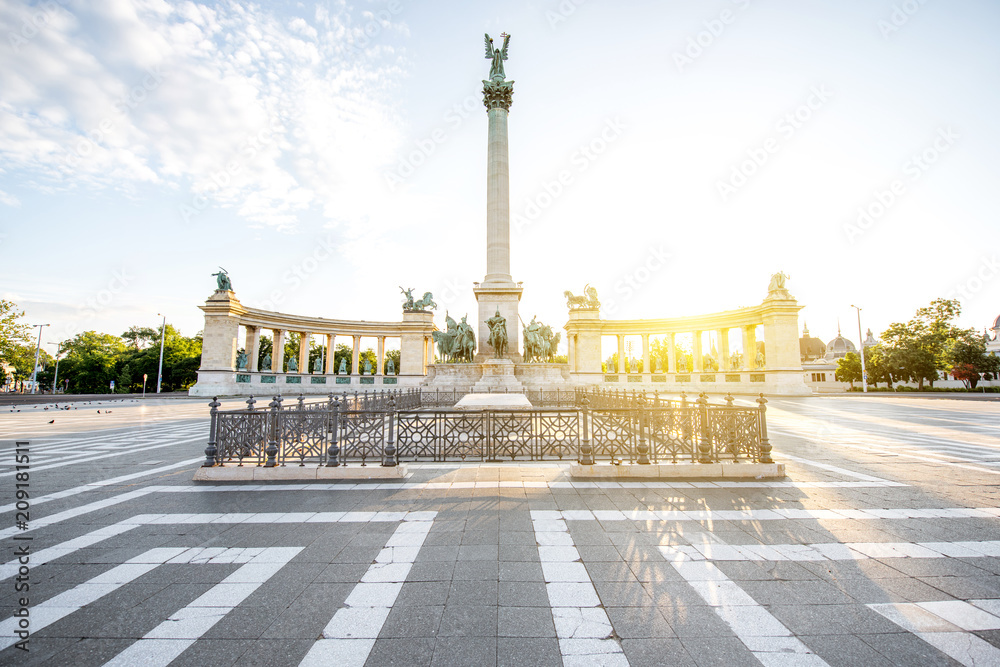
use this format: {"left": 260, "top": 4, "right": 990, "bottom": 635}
{"left": 202, "top": 389, "right": 773, "bottom": 468}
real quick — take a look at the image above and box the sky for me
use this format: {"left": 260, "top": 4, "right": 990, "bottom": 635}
{"left": 1, "top": 0, "right": 999, "bottom": 359}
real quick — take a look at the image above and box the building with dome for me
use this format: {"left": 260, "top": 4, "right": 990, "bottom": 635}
{"left": 824, "top": 324, "right": 857, "bottom": 361}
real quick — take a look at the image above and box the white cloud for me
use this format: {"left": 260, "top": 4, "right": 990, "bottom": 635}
{"left": 0, "top": 0, "right": 409, "bottom": 229}
{"left": 0, "top": 189, "right": 20, "bottom": 207}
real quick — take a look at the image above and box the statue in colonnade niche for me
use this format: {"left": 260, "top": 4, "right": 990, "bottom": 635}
{"left": 703, "top": 354, "right": 718, "bottom": 372}
{"left": 261, "top": 354, "right": 271, "bottom": 371}
{"left": 212, "top": 267, "right": 232, "bottom": 291}
{"left": 387, "top": 358, "right": 395, "bottom": 375}
{"left": 236, "top": 350, "right": 248, "bottom": 371}
{"left": 755, "top": 351, "right": 766, "bottom": 369}
{"left": 730, "top": 351, "right": 743, "bottom": 369}
{"left": 338, "top": 358, "right": 347, "bottom": 375}
{"left": 364, "top": 359, "right": 373, "bottom": 375}
{"left": 313, "top": 356, "right": 323, "bottom": 373}
{"left": 287, "top": 356, "right": 298, "bottom": 372}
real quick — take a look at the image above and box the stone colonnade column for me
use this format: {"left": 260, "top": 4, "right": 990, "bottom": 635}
{"left": 297, "top": 332, "right": 310, "bottom": 374}
{"left": 246, "top": 326, "right": 260, "bottom": 372}
{"left": 667, "top": 333, "right": 676, "bottom": 373}
{"left": 376, "top": 336, "right": 385, "bottom": 376}
{"left": 351, "top": 335, "right": 361, "bottom": 375}
{"left": 616, "top": 335, "right": 625, "bottom": 374}
{"left": 641, "top": 334, "right": 650, "bottom": 378}
{"left": 325, "top": 334, "right": 336, "bottom": 374}
{"left": 273, "top": 329, "right": 285, "bottom": 373}
{"left": 743, "top": 326, "right": 757, "bottom": 370}
{"left": 692, "top": 331, "right": 703, "bottom": 373}
{"left": 567, "top": 334, "right": 575, "bottom": 372}
{"left": 719, "top": 328, "right": 730, "bottom": 371}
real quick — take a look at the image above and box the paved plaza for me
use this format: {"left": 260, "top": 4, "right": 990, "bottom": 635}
{"left": 2, "top": 395, "right": 1000, "bottom": 666}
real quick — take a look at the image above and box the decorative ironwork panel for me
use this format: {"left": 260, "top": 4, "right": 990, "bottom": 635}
{"left": 706, "top": 409, "right": 761, "bottom": 462}
{"left": 277, "top": 410, "right": 329, "bottom": 465}
{"left": 535, "top": 412, "right": 579, "bottom": 460}
{"left": 216, "top": 411, "right": 269, "bottom": 465}
{"left": 647, "top": 408, "right": 698, "bottom": 463}
{"left": 590, "top": 410, "right": 638, "bottom": 462}
{"left": 438, "top": 412, "right": 486, "bottom": 460}
{"left": 490, "top": 412, "right": 535, "bottom": 460}
{"left": 396, "top": 412, "right": 439, "bottom": 461}
{"left": 339, "top": 412, "right": 385, "bottom": 465}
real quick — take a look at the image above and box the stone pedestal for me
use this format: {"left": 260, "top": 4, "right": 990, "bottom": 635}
{"left": 474, "top": 283, "right": 523, "bottom": 361}
{"left": 472, "top": 359, "right": 524, "bottom": 393}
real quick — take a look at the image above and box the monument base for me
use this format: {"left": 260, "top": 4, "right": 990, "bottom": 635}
{"left": 472, "top": 359, "right": 524, "bottom": 393}
{"left": 454, "top": 393, "right": 533, "bottom": 410}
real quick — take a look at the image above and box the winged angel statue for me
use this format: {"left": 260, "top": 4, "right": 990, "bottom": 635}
{"left": 485, "top": 33, "right": 510, "bottom": 81}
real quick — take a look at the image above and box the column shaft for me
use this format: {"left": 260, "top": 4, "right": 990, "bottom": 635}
{"left": 352, "top": 335, "right": 361, "bottom": 375}
{"left": 273, "top": 330, "right": 285, "bottom": 373}
{"left": 376, "top": 336, "right": 385, "bottom": 376}
{"left": 667, "top": 333, "right": 676, "bottom": 374}
{"left": 325, "top": 334, "right": 336, "bottom": 374}
{"left": 692, "top": 331, "right": 703, "bottom": 373}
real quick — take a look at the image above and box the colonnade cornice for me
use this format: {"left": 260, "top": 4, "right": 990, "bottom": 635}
{"left": 238, "top": 307, "right": 433, "bottom": 337}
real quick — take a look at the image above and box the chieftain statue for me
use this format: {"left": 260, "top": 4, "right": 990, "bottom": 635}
{"left": 486, "top": 309, "right": 508, "bottom": 359}
{"left": 236, "top": 350, "right": 248, "bottom": 371}
{"left": 432, "top": 312, "right": 476, "bottom": 363}
{"left": 261, "top": 354, "right": 271, "bottom": 371}
{"left": 212, "top": 267, "right": 232, "bottom": 291}
{"left": 522, "top": 316, "right": 562, "bottom": 363}
{"left": 338, "top": 358, "right": 347, "bottom": 375}
{"left": 287, "top": 355, "right": 298, "bottom": 372}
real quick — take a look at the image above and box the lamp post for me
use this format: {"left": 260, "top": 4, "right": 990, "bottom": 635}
{"left": 850, "top": 305, "right": 867, "bottom": 393}
{"left": 29, "top": 324, "right": 49, "bottom": 394}
{"left": 48, "top": 342, "right": 62, "bottom": 395}
{"left": 156, "top": 314, "right": 166, "bottom": 394}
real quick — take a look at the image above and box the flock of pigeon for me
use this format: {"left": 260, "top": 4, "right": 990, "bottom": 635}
{"left": 6, "top": 398, "right": 141, "bottom": 424}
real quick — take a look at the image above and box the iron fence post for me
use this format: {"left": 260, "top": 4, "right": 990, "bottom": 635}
{"left": 264, "top": 395, "right": 281, "bottom": 467}
{"left": 725, "top": 393, "right": 737, "bottom": 460}
{"left": 757, "top": 393, "right": 773, "bottom": 464}
{"left": 246, "top": 395, "right": 256, "bottom": 411}
{"left": 326, "top": 396, "right": 341, "bottom": 467}
{"left": 578, "top": 395, "right": 594, "bottom": 465}
{"left": 697, "top": 393, "right": 713, "bottom": 464}
{"left": 382, "top": 395, "right": 397, "bottom": 466}
{"left": 637, "top": 393, "right": 650, "bottom": 465}
{"left": 203, "top": 397, "right": 221, "bottom": 467}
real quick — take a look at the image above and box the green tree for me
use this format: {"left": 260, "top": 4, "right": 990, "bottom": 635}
{"left": 947, "top": 331, "right": 1000, "bottom": 388}
{"left": 56, "top": 331, "right": 129, "bottom": 393}
{"left": 121, "top": 326, "right": 160, "bottom": 350}
{"left": 0, "top": 299, "right": 30, "bottom": 363}
{"left": 880, "top": 298, "right": 966, "bottom": 390}
{"left": 835, "top": 352, "right": 862, "bottom": 389}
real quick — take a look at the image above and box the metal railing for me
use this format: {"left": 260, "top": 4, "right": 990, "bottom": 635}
{"left": 202, "top": 388, "right": 773, "bottom": 468}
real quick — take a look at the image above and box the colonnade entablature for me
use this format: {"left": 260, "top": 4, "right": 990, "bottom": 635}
{"left": 562, "top": 280, "right": 810, "bottom": 396}
{"left": 190, "top": 289, "right": 436, "bottom": 396}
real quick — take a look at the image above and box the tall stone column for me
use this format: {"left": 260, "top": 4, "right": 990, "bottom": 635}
{"left": 641, "top": 334, "right": 650, "bottom": 377}
{"left": 743, "top": 326, "right": 756, "bottom": 370}
{"left": 376, "top": 336, "right": 385, "bottom": 376}
{"left": 616, "top": 335, "right": 625, "bottom": 374}
{"left": 474, "top": 70, "right": 522, "bottom": 360}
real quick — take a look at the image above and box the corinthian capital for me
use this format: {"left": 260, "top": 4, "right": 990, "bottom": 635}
{"left": 483, "top": 79, "right": 514, "bottom": 112}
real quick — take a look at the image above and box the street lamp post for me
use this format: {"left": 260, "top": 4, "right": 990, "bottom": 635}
{"left": 48, "top": 342, "right": 62, "bottom": 395}
{"left": 850, "top": 305, "right": 867, "bottom": 394}
{"left": 29, "top": 324, "right": 49, "bottom": 394}
{"left": 156, "top": 314, "right": 166, "bottom": 394}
